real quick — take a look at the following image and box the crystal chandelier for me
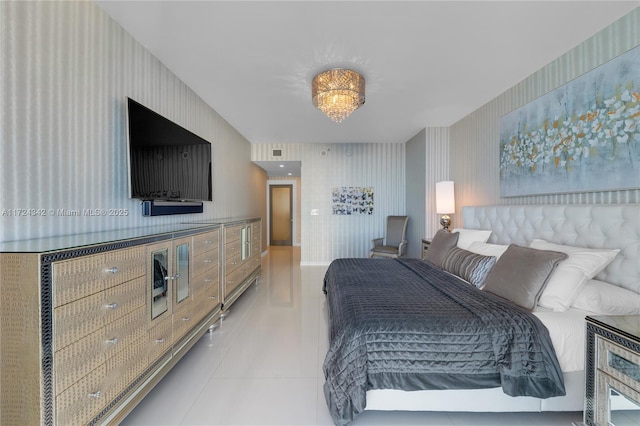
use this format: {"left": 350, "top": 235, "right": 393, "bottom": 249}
{"left": 312, "top": 69, "right": 365, "bottom": 123}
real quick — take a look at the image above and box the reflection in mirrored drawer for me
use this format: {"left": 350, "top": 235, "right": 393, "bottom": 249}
{"left": 610, "top": 352, "right": 640, "bottom": 382}
{"left": 608, "top": 385, "right": 640, "bottom": 426}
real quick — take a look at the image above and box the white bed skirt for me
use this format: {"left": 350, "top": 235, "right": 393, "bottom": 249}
{"left": 365, "top": 370, "right": 584, "bottom": 412}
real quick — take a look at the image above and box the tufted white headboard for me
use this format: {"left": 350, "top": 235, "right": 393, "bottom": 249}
{"left": 462, "top": 204, "right": 640, "bottom": 294}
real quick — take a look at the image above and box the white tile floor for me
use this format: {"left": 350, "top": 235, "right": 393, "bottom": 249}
{"left": 121, "top": 246, "right": 583, "bottom": 426}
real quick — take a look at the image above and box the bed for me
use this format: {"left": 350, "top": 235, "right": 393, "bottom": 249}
{"left": 322, "top": 204, "right": 640, "bottom": 425}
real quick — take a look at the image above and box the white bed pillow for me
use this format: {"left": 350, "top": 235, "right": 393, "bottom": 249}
{"left": 467, "top": 241, "right": 509, "bottom": 260}
{"left": 452, "top": 228, "right": 492, "bottom": 250}
{"left": 572, "top": 279, "right": 640, "bottom": 315}
{"left": 530, "top": 239, "right": 620, "bottom": 312}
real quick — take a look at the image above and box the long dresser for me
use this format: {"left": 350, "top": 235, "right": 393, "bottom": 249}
{"left": 0, "top": 220, "right": 260, "bottom": 426}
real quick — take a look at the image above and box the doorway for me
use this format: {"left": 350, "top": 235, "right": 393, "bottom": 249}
{"left": 270, "top": 184, "right": 293, "bottom": 246}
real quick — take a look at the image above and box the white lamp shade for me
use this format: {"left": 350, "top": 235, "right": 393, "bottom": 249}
{"left": 435, "top": 181, "right": 455, "bottom": 214}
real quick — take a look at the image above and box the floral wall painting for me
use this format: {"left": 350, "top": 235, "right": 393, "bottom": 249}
{"left": 499, "top": 45, "right": 640, "bottom": 197}
{"left": 332, "top": 187, "right": 374, "bottom": 215}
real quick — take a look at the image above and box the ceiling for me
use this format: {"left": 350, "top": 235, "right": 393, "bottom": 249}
{"left": 97, "top": 0, "right": 638, "bottom": 149}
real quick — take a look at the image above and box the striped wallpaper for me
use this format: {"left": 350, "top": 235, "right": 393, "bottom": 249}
{"left": 449, "top": 7, "right": 640, "bottom": 224}
{"left": 1, "top": 1, "right": 263, "bottom": 243}
{"left": 252, "top": 143, "right": 405, "bottom": 265}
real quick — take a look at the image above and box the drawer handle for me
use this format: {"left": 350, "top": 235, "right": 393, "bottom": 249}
{"left": 209, "top": 296, "right": 217, "bottom": 300}
{"left": 182, "top": 317, "right": 190, "bottom": 322}
{"left": 154, "top": 338, "right": 165, "bottom": 344}
{"left": 204, "top": 240, "right": 212, "bottom": 244}
{"left": 204, "top": 278, "right": 212, "bottom": 283}
{"left": 166, "top": 274, "right": 180, "bottom": 281}
{"left": 105, "top": 267, "right": 119, "bottom": 274}
{"left": 106, "top": 337, "right": 119, "bottom": 345}
{"left": 228, "top": 280, "right": 234, "bottom": 284}
{"left": 231, "top": 261, "right": 237, "bottom": 265}
{"left": 204, "top": 259, "right": 213, "bottom": 264}
{"left": 105, "top": 302, "right": 118, "bottom": 310}
{"left": 88, "top": 391, "right": 101, "bottom": 400}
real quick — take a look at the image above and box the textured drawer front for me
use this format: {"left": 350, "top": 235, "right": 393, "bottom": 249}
{"left": 53, "top": 253, "right": 107, "bottom": 307}
{"left": 193, "top": 250, "right": 218, "bottom": 279}
{"left": 103, "top": 276, "right": 146, "bottom": 325}
{"left": 104, "top": 336, "right": 148, "bottom": 402}
{"left": 192, "top": 267, "right": 218, "bottom": 297}
{"left": 173, "top": 298, "right": 195, "bottom": 342}
{"left": 225, "top": 225, "right": 243, "bottom": 243}
{"left": 225, "top": 237, "right": 242, "bottom": 259}
{"left": 225, "top": 251, "right": 242, "bottom": 274}
{"left": 193, "top": 286, "right": 219, "bottom": 323}
{"left": 103, "top": 246, "right": 146, "bottom": 290}
{"left": 54, "top": 292, "right": 108, "bottom": 351}
{"left": 251, "top": 239, "right": 261, "bottom": 256}
{"left": 55, "top": 364, "right": 107, "bottom": 426}
{"left": 55, "top": 329, "right": 107, "bottom": 395}
{"left": 244, "top": 255, "right": 261, "bottom": 276}
{"left": 53, "top": 247, "right": 145, "bottom": 307}
{"left": 193, "top": 230, "right": 218, "bottom": 255}
{"left": 147, "top": 317, "right": 172, "bottom": 363}
{"left": 251, "top": 222, "right": 261, "bottom": 244}
{"left": 104, "top": 307, "right": 146, "bottom": 358}
{"left": 225, "top": 266, "right": 247, "bottom": 297}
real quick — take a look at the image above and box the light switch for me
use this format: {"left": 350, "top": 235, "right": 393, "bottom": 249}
{"left": 310, "top": 209, "right": 320, "bottom": 216}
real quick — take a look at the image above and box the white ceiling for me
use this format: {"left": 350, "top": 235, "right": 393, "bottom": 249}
{"left": 97, "top": 0, "right": 638, "bottom": 148}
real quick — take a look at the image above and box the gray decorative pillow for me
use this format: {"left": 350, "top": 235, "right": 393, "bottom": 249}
{"left": 483, "top": 244, "right": 568, "bottom": 311}
{"left": 423, "top": 230, "right": 459, "bottom": 268}
{"left": 441, "top": 247, "right": 497, "bottom": 288}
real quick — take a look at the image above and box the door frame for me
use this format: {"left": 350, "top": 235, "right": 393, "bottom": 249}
{"left": 266, "top": 179, "right": 298, "bottom": 247}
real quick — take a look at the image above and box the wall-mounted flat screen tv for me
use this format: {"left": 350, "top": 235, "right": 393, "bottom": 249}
{"left": 126, "top": 97, "right": 212, "bottom": 202}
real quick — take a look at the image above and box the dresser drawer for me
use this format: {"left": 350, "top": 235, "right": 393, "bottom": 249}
{"left": 173, "top": 298, "right": 195, "bottom": 342}
{"left": 225, "top": 237, "right": 242, "bottom": 259}
{"left": 103, "top": 246, "right": 146, "bottom": 289}
{"left": 104, "top": 307, "right": 146, "bottom": 358}
{"left": 192, "top": 231, "right": 218, "bottom": 255}
{"left": 54, "top": 292, "right": 108, "bottom": 351}
{"left": 225, "top": 225, "right": 243, "bottom": 243}
{"left": 192, "top": 267, "right": 218, "bottom": 297}
{"left": 225, "top": 266, "right": 249, "bottom": 297}
{"left": 55, "top": 329, "right": 107, "bottom": 395}
{"left": 147, "top": 317, "right": 172, "bottom": 364}
{"left": 193, "top": 286, "right": 219, "bottom": 323}
{"left": 193, "top": 250, "right": 218, "bottom": 279}
{"left": 53, "top": 253, "right": 108, "bottom": 307}
{"left": 103, "top": 276, "right": 146, "bottom": 325}
{"left": 55, "top": 364, "right": 107, "bottom": 426}
{"left": 225, "top": 251, "right": 242, "bottom": 274}
{"left": 597, "top": 336, "right": 640, "bottom": 391}
{"left": 104, "top": 336, "right": 148, "bottom": 402}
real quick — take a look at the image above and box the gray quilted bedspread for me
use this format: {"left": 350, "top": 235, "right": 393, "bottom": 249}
{"left": 322, "top": 258, "right": 565, "bottom": 425}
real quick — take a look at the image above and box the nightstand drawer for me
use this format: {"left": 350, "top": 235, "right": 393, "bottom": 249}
{"left": 598, "top": 336, "right": 640, "bottom": 391}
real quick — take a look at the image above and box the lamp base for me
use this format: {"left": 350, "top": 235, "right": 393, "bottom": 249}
{"left": 440, "top": 215, "right": 451, "bottom": 232}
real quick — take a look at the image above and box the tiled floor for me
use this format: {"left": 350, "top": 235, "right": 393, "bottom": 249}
{"left": 121, "top": 246, "right": 583, "bottom": 425}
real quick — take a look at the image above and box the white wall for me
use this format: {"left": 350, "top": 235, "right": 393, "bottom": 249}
{"left": 252, "top": 143, "right": 405, "bottom": 265}
{"left": 449, "top": 8, "right": 640, "bottom": 222}
{"left": 0, "top": 1, "right": 263, "bottom": 243}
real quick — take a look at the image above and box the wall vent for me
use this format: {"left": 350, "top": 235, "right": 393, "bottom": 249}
{"left": 272, "top": 149, "right": 282, "bottom": 157}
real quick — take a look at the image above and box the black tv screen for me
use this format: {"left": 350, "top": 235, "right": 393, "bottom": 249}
{"left": 127, "top": 98, "right": 212, "bottom": 202}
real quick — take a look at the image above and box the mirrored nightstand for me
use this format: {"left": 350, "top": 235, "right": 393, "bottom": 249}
{"left": 585, "top": 315, "right": 640, "bottom": 426}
